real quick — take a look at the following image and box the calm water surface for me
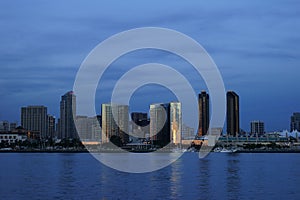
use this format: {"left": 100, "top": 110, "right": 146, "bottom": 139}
{"left": 0, "top": 153, "right": 300, "bottom": 200}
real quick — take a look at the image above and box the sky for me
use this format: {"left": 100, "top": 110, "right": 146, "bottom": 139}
{"left": 0, "top": 0, "right": 299, "bottom": 132}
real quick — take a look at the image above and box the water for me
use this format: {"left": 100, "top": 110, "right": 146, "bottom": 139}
{"left": 0, "top": 153, "right": 300, "bottom": 200}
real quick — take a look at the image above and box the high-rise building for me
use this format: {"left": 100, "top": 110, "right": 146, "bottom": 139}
{"left": 59, "top": 91, "right": 77, "bottom": 139}
{"left": 150, "top": 102, "right": 182, "bottom": 146}
{"left": 21, "top": 106, "right": 47, "bottom": 138}
{"left": 290, "top": 113, "right": 300, "bottom": 132}
{"left": 170, "top": 102, "right": 182, "bottom": 145}
{"left": 198, "top": 91, "right": 209, "bottom": 136}
{"left": 47, "top": 115, "right": 56, "bottom": 138}
{"left": 150, "top": 103, "right": 168, "bottom": 145}
{"left": 251, "top": 120, "right": 265, "bottom": 135}
{"left": 227, "top": 91, "right": 240, "bottom": 136}
{"left": 101, "top": 104, "right": 129, "bottom": 144}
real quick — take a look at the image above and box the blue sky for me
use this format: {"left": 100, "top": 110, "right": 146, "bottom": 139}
{"left": 0, "top": 0, "right": 299, "bottom": 132}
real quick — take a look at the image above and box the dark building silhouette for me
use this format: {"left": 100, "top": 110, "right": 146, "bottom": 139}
{"left": 131, "top": 112, "right": 149, "bottom": 139}
{"left": 131, "top": 112, "right": 148, "bottom": 126}
{"left": 290, "top": 113, "right": 300, "bottom": 132}
{"left": 198, "top": 91, "right": 209, "bottom": 136}
{"left": 227, "top": 91, "right": 240, "bottom": 136}
{"left": 59, "top": 91, "right": 77, "bottom": 139}
{"left": 97, "top": 115, "right": 102, "bottom": 128}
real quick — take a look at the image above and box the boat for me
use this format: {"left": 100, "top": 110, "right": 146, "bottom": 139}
{"left": 220, "top": 148, "right": 237, "bottom": 153}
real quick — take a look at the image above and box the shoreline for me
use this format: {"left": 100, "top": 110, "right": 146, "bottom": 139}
{"left": 1, "top": 149, "right": 300, "bottom": 153}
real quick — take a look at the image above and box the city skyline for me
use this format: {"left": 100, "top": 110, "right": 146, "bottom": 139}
{"left": 1, "top": 2, "right": 300, "bottom": 199}
{"left": 3, "top": 89, "right": 300, "bottom": 138}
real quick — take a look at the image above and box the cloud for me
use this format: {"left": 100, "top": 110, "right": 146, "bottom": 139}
{"left": 0, "top": 0, "right": 299, "bottom": 131}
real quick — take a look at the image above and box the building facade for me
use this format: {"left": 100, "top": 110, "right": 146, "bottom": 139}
{"left": 101, "top": 104, "right": 129, "bottom": 144}
{"left": 198, "top": 91, "right": 209, "bottom": 136}
{"left": 150, "top": 102, "right": 182, "bottom": 146}
{"left": 47, "top": 115, "right": 55, "bottom": 138}
{"left": 76, "top": 116, "right": 101, "bottom": 141}
{"left": 290, "top": 113, "right": 300, "bottom": 132}
{"left": 59, "top": 91, "right": 77, "bottom": 139}
{"left": 21, "top": 106, "right": 47, "bottom": 139}
{"left": 251, "top": 120, "right": 265, "bottom": 135}
{"left": 227, "top": 91, "right": 240, "bottom": 136}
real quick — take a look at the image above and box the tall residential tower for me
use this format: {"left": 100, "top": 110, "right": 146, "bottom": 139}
{"left": 226, "top": 91, "right": 240, "bottom": 136}
{"left": 198, "top": 91, "right": 209, "bottom": 136}
{"left": 59, "top": 91, "right": 77, "bottom": 139}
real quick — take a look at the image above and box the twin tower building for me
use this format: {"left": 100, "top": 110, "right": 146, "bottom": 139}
{"left": 198, "top": 91, "right": 240, "bottom": 137}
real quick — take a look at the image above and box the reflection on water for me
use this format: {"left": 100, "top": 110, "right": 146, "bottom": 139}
{"left": 226, "top": 156, "right": 240, "bottom": 200}
{"left": 170, "top": 158, "right": 183, "bottom": 199}
{"left": 1, "top": 153, "right": 300, "bottom": 200}
{"left": 198, "top": 159, "right": 211, "bottom": 199}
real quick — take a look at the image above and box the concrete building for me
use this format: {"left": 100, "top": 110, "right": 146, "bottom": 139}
{"left": 150, "top": 102, "right": 182, "bottom": 146}
{"left": 59, "top": 91, "right": 77, "bottom": 139}
{"left": 251, "top": 120, "right": 265, "bottom": 135}
{"left": 47, "top": 115, "right": 55, "bottom": 138}
{"left": 101, "top": 104, "right": 129, "bottom": 144}
{"left": 76, "top": 116, "right": 101, "bottom": 141}
{"left": 21, "top": 106, "right": 47, "bottom": 139}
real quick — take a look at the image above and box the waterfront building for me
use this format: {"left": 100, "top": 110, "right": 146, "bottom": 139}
{"left": 47, "top": 115, "right": 55, "bottom": 138}
{"left": 290, "top": 112, "right": 300, "bottom": 132}
{"left": 59, "top": 91, "right": 77, "bottom": 139}
{"left": 250, "top": 120, "right": 265, "bottom": 135}
{"left": 198, "top": 91, "right": 209, "bottom": 136}
{"left": 0, "top": 132, "right": 27, "bottom": 144}
{"left": 76, "top": 116, "right": 101, "bottom": 141}
{"left": 21, "top": 106, "right": 47, "bottom": 139}
{"left": 101, "top": 104, "right": 129, "bottom": 144}
{"left": 150, "top": 102, "right": 182, "bottom": 146}
{"left": 227, "top": 91, "right": 240, "bottom": 136}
